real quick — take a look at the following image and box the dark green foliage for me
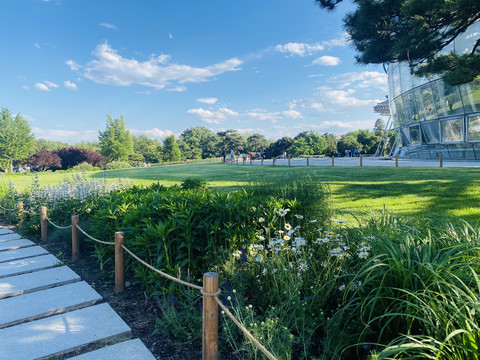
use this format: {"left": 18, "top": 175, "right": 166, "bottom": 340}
{"left": 180, "top": 177, "right": 207, "bottom": 190}
{"left": 88, "top": 184, "right": 300, "bottom": 293}
{"left": 315, "top": 0, "right": 480, "bottom": 85}
{"left": 162, "top": 135, "right": 182, "bottom": 162}
{"left": 98, "top": 115, "right": 134, "bottom": 161}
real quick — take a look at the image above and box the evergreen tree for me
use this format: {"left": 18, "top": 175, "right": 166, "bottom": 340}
{"left": 98, "top": 115, "right": 134, "bottom": 162}
{"left": 163, "top": 135, "right": 182, "bottom": 162}
{"left": 0, "top": 108, "right": 35, "bottom": 172}
{"left": 315, "top": 0, "right": 480, "bottom": 85}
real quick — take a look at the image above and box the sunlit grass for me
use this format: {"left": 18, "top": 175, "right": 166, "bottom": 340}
{"left": 2, "top": 162, "right": 480, "bottom": 223}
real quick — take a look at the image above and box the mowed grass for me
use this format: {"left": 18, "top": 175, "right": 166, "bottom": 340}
{"left": 2, "top": 162, "right": 480, "bottom": 223}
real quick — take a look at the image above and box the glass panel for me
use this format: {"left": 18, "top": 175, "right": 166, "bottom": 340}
{"left": 406, "top": 91, "right": 419, "bottom": 123}
{"left": 400, "top": 127, "right": 410, "bottom": 146}
{"left": 467, "top": 115, "right": 480, "bottom": 141}
{"left": 431, "top": 80, "right": 464, "bottom": 117}
{"left": 420, "top": 84, "right": 437, "bottom": 120}
{"left": 441, "top": 118, "right": 464, "bottom": 142}
{"left": 392, "top": 65, "right": 401, "bottom": 98}
{"left": 413, "top": 87, "right": 427, "bottom": 121}
{"left": 409, "top": 125, "right": 421, "bottom": 144}
{"left": 399, "top": 64, "right": 412, "bottom": 95}
{"left": 459, "top": 79, "right": 480, "bottom": 114}
{"left": 394, "top": 96, "right": 407, "bottom": 127}
{"left": 422, "top": 121, "right": 440, "bottom": 143}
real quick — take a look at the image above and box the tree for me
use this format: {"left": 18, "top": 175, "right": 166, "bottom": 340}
{"left": 0, "top": 108, "right": 35, "bottom": 172}
{"left": 132, "top": 135, "right": 162, "bottom": 163}
{"left": 373, "top": 119, "right": 386, "bottom": 136}
{"left": 54, "top": 147, "right": 106, "bottom": 169}
{"left": 315, "top": 0, "right": 480, "bottom": 85}
{"left": 98, "top": 115, "right": 134, "bottom": 162}
{"left": 323, "top": 132, "right": 339, "bottom": 156}
{"left": 27, "top": 150, "right": 62, "bottom": 172}
{"left": 246, "top": 133, "right": 270, "bottom": 154}
{"left": 35, "top": 139, "right": 69, "bottom": 152}
{"left": 217, "top": 130, "right": 246, "bottom": 153}
{"left": 265, "top": 137, "right": 294, "bottom": 158}
{"left": 162, "top": 135, "right": 182, "bottom": 162}
{"left": 289, "top": 131, "right": 327, "bottom": 157}
{"left": 179, "top": 127, "right": 219, "bottom": 159}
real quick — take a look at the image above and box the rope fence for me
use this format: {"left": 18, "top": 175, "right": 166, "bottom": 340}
{"left": 34, "top": 206, "right": 278, "bottom": 360}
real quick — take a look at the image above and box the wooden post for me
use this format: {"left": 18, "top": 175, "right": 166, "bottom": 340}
{"left": 395, "top": 154, "right": 399, "bottom": 167}
{"left": 440, "top": 152, "right": 443, "bottom": 168}
{"left": 203, "top": 272, "right": 219, "bottom": 360}
{"left": 243, "top": 157, "right": 245, "bottom": 165}
{"left": 307, "top": 157, "right": 309, "bottom": 166}
{"left": 331, "top": 156, "right": 334, "bottom": 167}
{"left": 261, "top": 158, "right": 263, "bottom": 166}
{"left": 273, "top": 158, "right": 275, "bottom": 166}
{"left": 72, "top": 215, "right": 80, "bottom": 261}
{"left": 41, "top": 206, "right": 47, "bottom": 241}
{"left": 288, "top": 157, "right": 291, "bottom": 167}
{"left": 236, "top": 158, "right": 238, "bottom": 165}
{"left": 17, "top": 201, "right": 23, "bottom": 226}
{"left": 115, "top": 232, "right": 125, "bottom": 293}
{"left": 360, "top": 155, "right": 363, "bottom": 167}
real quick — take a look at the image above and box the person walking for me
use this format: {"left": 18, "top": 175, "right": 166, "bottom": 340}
{"left": 221, "top": 147, "right": 226, "bottom": 163}
{"left": 230, "top": 149, "right": 235, "bottom": 163}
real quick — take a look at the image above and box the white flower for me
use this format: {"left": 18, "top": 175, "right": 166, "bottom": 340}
{"left": 338, "top": 284, "right": 346, "bottom": 291}
{"left": 257, "top": 235, "right": 265, "bottom": 241}
{"left": 284, "top": 223, "right": 292, "bottom": 231}
{"left": 278, "top": 208, "right": 290, "bottom": 217}
{"left": 259, "top": 217, "right": 265, "bottom": 223}
{"left": 257, "top": 244, "right": 264, "bottom": 251}
{"left": 294, "top": 214, "right": 304, "bottom": 219}
{"left": 310, "top": 219, "right": 318, "bottom": 223}
{"left": 255, "top": 255, "right": 264, "bottom": 263}
{"left": 233, "top": 250, "right": 242, "bottom": 259}
{"left": 299, "top": 262, "right": 308, "bottom": 272}
{"left": 358, "top": 251, "right": 369, "bottom": 259}
{"left": 373, "top": 258, "right": 381, "bottom": 263}
{"left": 295, "top": 237, "right": 306, "bottom": 247}
{"left": 283, "top": 235, "right": 291, "bottom": 241}
{"left": 262, "top": 268, "right": 267, "bottom": 275}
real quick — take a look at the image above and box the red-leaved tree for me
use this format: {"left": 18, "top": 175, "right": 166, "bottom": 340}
{"left": 27, "top": 150, "right": 62, "bottom": 172}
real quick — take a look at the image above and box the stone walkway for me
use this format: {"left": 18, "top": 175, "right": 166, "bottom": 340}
{"left": 0, "top": 227, "right": 156, "bottom": 360}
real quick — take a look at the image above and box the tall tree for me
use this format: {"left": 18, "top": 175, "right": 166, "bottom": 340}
{"left": 315, "top": 0, "right": 480, "bottom": 85}
{"left": 265, "top": 137, "right": 294, "bottom": 158}
{"left": 0, "top": 108, "right": 35, "bottom": 173}
{"left": 162, "top": 135, "right": 182, "bottom": 162}
{"left": 27, "top": 150, "right": 62, "bottom": 172}
{"left": 289, "top": 131, "right": 327, "bottom": 157}
{"left": 98, "top": 115, "right": 133, "bottom": 162}
{"left": 217, "top": 130, "right": 246, "bottom": 153}
{"left": 132, "top": 135, "right": 162, "bottom": 163}
{"left": 179, "top": 127, "right": 219, "bottom": 159}
{"left": 35, "top": 138, "right": 69, "bottom": 152}
{"left": 246, "top": 133, "right": 270, "bottom": 153}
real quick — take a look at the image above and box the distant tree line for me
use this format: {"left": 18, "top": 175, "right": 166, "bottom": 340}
{"left": 0, "top": 108, "right": 393, "bottom": 172}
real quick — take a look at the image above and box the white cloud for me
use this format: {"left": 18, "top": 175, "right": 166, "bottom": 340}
{"left": 187, "top": 107, "right": 239, "bottom": 124}
{"left": 167, "top": 86, "right": 187, "bottom": 92}
{"left": 274, "top": 42, "right": 324, "bottom": 57}
{"left": 32, "top": 127, "right": 98, "bottom": 142}
{"left": 196, "top": 97, "right": 218, "bottom": 105}
{"left": 168, "top": 32, "right": 173, "bottom": 39}
{"left": 131, "top": 128, "right": 174, "bottom": 139}
{"left": 327, "top": 71, "right": 388, "bottom": 92}
{"left": 64, "top": 80, "right": 78, "bottom": 90}
{"left": 323, "top": 33, "right": 348, "bottom": 48}
{"left": 99, "top": 22, "right": 118, "bottom": 30}
{"left": 244, "top": 109, "right": 303, "bottom": 122}
{"left": 68, "top": 42, "right": 243, "bottom": 90}
{"left": 312, "top": 56, "right": 341, "bottom": 66}
{"left": 45, "top": 80, "right": 59, "bottom": 88}
{"left": 34, "top": 83, "right": 50, "bottom": 91}
{"left": 34, "top": 42, "right": 40, "bottom": 48}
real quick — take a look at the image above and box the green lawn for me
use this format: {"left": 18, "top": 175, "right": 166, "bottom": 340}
{"left": 2, "top": 162, "right": 480, "bottom": 223}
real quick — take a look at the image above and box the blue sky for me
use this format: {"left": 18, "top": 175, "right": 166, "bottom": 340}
{"left": 1, "top": 0, "right": 388, "bottom": 144}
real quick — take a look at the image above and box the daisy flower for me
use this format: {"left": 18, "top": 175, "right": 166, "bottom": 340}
{"left": 299, "top": 262, "right": 308, "bottom": 272}
{"left": 278, "top": 208, "right": 290, "bottom": 217}
{"left": 258, "top": 217, "right": 265, "bottom": 223}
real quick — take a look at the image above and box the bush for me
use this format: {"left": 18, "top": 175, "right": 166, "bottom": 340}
{"left": 72, "top": 162, "right": 100, "bottom": 172}
{"left": 106, "top": 161, "right": 132, "bottom": 170}
{"left": 180, "top": 177, "right": 208, "bottom": 190}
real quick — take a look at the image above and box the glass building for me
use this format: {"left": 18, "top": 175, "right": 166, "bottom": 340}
{"left": 388, "top": 21, "right": 480, "bottom": 159}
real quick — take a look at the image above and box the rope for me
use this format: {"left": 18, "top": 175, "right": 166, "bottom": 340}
{"left": 121, "top": 244, "right": 203, "bottom": 291}
{"left": 76, "top": 224, "right": 116, "bottom": 245}
{"left": 214, "top": 296, "right": 278, "bottom": 360}
{"left": 45, "top": 214, "right": 73, "bottom": 230}
{"left": 0, "top": 203, "right": 18, "bottom": 211}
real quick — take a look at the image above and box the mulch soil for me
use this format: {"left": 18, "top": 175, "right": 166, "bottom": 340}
{"left": 0, "top": 219, "right": 204, "bottom": 360}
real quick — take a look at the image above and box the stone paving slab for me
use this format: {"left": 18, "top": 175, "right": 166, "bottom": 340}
{"left": 0, "top": 254, "right": 61, "bottom": 279}
{"left": 0, "top": 265, "right": 80, "bottom": 299}
{"left": 0, "top": 232, "right": 22, "bottom": 242}
{"left": 0, "top": 238, "right": 35, "bottom": 252}
{"left": 0, "top": 281, "right": 102, "bottom": 329}
{"left": 0, "top": 303, "right": 131, "bottom": 360}
{"left": 0, "top": 245, "right": 48, "bottom": 263}
{"left": 0, "top": 228, "right": 14, "bottom": 236}
{"left": 67, "top": 339, "right": 156, "bottom": 360}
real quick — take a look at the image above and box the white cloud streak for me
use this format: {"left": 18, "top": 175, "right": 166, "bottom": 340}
{"left": 64, "top": 80, "right": 78, "bottom": 90}
{"left": 67, "top": 42, "right": 243, "bottom": 90}
{"left": 99, "top": 22, "right": 118, "bottom": 30}
{"left": 312, "top": 56, "right": 341, "bottom": 66}
{"left": 274, "top": 42, "right": 324, "bottom": 57}
{"left": 196, "top": 97, "right": 218, "bottom": 105}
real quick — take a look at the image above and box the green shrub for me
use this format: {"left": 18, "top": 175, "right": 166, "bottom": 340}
{"left": 180, "top": 177, "right": 208, "bottom": 190}
{"left": 72, "top": 162, "right": 100, "bottom": 172}
{"left": 106, "top": 161, "right": 131, "bottom": 170}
